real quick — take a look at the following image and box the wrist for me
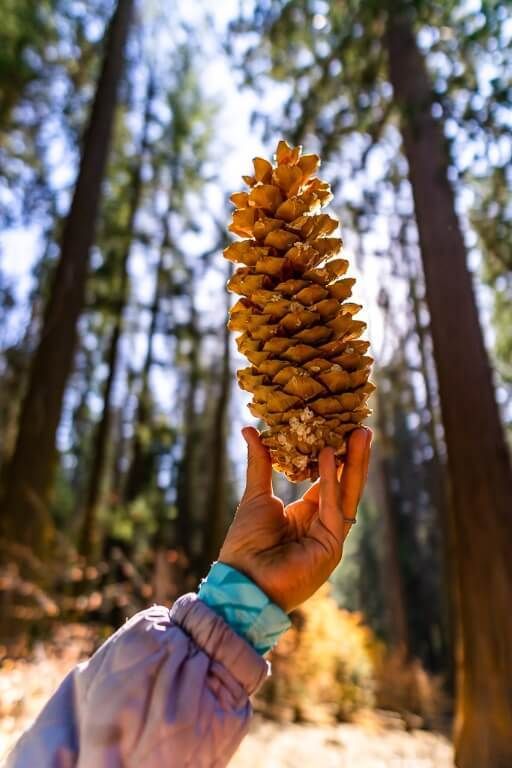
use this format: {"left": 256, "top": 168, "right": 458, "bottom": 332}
{"left": 218, "top": 552, "right": 290, "bottom": 612}
{"left": 218, "top": 540, "right": 284, "bottom": 609}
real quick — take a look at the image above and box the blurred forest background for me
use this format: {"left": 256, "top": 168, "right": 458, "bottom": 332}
{"left": 0, "top": 1, "right": 511, "bottom": 767}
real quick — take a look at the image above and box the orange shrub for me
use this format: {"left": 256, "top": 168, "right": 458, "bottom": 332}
{"left": 258, "top": 584, "right": 383, "bottom": 722}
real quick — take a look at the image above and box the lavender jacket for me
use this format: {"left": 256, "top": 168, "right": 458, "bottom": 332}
{"left": 5, "top": 595, "right": 270, "bottom": 768}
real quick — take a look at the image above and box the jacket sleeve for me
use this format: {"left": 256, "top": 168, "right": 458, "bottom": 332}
{"left": 4, "top": 594, "right": 270, "bottom": 768}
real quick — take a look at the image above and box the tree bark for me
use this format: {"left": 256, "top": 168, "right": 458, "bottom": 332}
{"left": 69, "top": 346, "right": 95, "bottom": 506}
{"left": 124, "top": 247, "right": 165, "bottom": 504}
{"left": 78, "top": 76, "right": 154, "bottom": 560}
{"left": 386, "top": 8, "right": 512, "bottom": 766}
{"left": 0, "top": 0, "right": 133, "bottom": 559}
{"left": 374, "top": 387, "right": 410, "bottom": 655}
{"left": 78, "top": 321, "right": 121, "bottom": 560}
{"left": 175, "top": 299, "right": 201, "bottom": 559}
{"left": 201, "top": 269, "right": 232, "bottom": 570}
{"left": 405, "top": 254, "right": 455, "bottom": 682}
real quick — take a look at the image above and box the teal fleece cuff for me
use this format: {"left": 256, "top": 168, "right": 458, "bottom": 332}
{"left": 197, "top": 562, "right": 291, "bottom": 655}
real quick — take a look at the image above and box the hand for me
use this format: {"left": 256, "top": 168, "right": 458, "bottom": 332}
{"left": 218, "top": 426, "right": 372, "bottom": 612}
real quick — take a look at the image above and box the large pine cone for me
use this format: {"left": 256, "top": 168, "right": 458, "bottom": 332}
{"left": 225, "top": 140, "right": 374, "bottom": 482}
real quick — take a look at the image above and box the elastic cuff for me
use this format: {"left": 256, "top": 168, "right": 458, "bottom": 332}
{"left": 170, "top": 594, "right": 269, "bottom": 695}
{"left": 197, "top": 562, "right": 291, "bottom": 655}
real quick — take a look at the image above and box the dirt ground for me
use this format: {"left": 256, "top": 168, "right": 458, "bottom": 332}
{"left": 231, "top": 716, "right": 453, "bottom": 768}
{"left": 0, "top": 628, "right": 454, "bottom": 767}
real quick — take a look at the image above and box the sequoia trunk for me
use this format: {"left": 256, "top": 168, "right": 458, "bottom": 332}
{"left": 201, "top": 269, "right": 232, "bottom": 569}
{"left": 78, "top": 76, "right": 154, "bottom": 560}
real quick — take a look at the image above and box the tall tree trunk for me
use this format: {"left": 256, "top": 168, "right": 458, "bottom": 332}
{"left": 0, "top": 0, "right": 133, "bottom": 559}
{"left": 110, "top": 376, "right": 136, "bottom": 505}
{"left": 152, "top": 460, "right": 182, "bottom": 603}
{"left": 374, "top": 388, "right": 410, "bottom": 655}
{"left": 77, "top": 321, "right": 122, "bottom": 560}
{"left": 405, "top": 254, "right": 455, "bottom": 682}
{"left": 124, "top": 247, "right": 165, "bottom": 504}
{"left": 69, "top": 345, "right": 95, "bottom": 485}
{"left": 0, "top": 350, "right": 26, "bottom": 470}
{"left": 201, "top": 273, "right": 232, "bottom": 571}
{"left": 175, "top": 299, "right": 201, "bottom": 561}
{"left": 386, "top": 8, "right": 512, "bottom": 766}
{"left": 78, "top": 76, "right": 154, "bottom": 560}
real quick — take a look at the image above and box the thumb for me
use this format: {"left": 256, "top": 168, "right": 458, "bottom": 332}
{"left": 241, "top": 426, "right": 273, "bottom": 498}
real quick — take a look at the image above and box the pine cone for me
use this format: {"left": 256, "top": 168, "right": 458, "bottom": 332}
{"left": 225, "top": 140, "right": 374, "bottom": 482}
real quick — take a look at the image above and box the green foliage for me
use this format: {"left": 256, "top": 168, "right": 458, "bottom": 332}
{"left": 0, "top": 2, "right": 115, "bottom": 232}
{"left": 471, "top": 166, "right": 512, "bottom": 413}
{"left": 0, "top": 0, "right": 58, "bottom": 124}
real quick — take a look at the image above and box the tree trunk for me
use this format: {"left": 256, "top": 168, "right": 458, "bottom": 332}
{"left": 110, "top": 377, "right": 135, "bottom": 505}
{"left": 78, "top": 322, "right": 121, "bottom": 560}
{"left": 68, "top": 348, "right": 95, "bottom": 509}
{"left": 374, "top": 387, "right": 410, "bottom": 655}
{"left": 386, "top": 8, "right": 512, "bottom": 766}
{"left": 405, "top": 254, "right": 455, "bottom": 682}
{"left": 124, "top": 247, "right": 165, "bottom": 504}
{"left": 175, "top": 300, "right": 201, "bottom": 560}
{"left": 201, "top": 271, "right": 232, "bottom": 571}
{"left": 0, "top": 349, "right": 26, "bottom": 469}
{"left": 78, "top": 76, "right": 154, "bottom": 560}
{"left": 0, "top": 0, "right": 133, "bottom": 559}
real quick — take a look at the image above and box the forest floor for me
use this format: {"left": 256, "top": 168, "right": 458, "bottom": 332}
{"left": 231, "top": 716, "right": 453, "bottom": 768}
{"left": 0, "top": 625, "right": 454, "bottom": 767}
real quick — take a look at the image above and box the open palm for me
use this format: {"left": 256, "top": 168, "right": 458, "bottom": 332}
{"left": 219, "top": 426, "right": 372, "bottom": 612}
